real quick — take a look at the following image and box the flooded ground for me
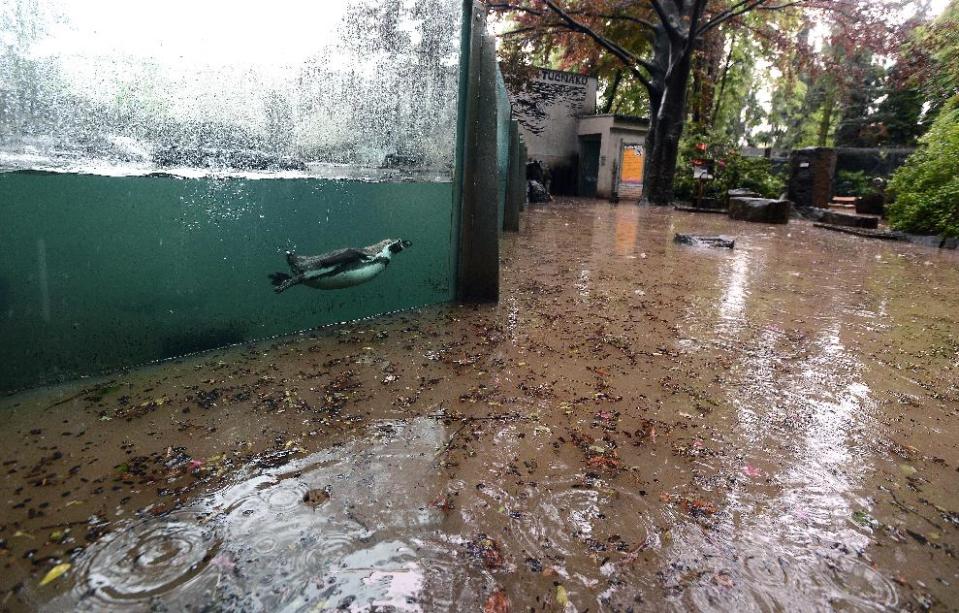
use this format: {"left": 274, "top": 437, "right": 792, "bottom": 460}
{"left": 2, "top": 199, "right": 958, "bottom": 612}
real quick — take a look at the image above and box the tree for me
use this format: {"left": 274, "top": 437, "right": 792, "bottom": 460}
{"left": 493, "top": 0, "right": 800, "bottom": 204}
{"left": 490, "top": 0, "right": 905, "bottom": 203}
{"left": 903, "top": 0, "right": 959, "bottom": 114}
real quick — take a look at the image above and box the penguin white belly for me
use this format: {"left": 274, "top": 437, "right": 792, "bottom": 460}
{"left": 303, "top": 262, "right": 387, "bottom": 289}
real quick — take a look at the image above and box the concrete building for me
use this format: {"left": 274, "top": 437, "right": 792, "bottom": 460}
{"left": 505, "top": 67, "right": 597, "bottom": 194}
{"left": 577, "top": 114, "right": 649, "bottom": 199}
{"left": 505, "top": 66, "right": 649, "bottom": 199}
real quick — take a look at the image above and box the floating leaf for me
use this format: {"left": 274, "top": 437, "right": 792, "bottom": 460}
{"left": 484, "top": 589, "right": 510, "bottom": 613}
{"left": 48, "top": 529, "right": 68, "bottom": 543}
{"left": 39, "top": 563, "right": 71, "bottom": 586}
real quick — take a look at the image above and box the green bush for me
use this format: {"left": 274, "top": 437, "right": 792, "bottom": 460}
{"left": 722, "top": 154, "right": 786, "bottom": 199}
{"left": 834, "top": 170, "right": 873, "bottom": 197}
{"left": 887, "top": 96, "right": 959, "bottom": 237}
{"left": 673, "top": 131, "right": 785, "bottom": 201}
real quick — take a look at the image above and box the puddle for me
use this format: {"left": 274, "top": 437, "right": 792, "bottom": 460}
{"left": 3, "top": 201, "right": 958, "bottom": 611}
{"left": 46, "top": 418, "right": 468, "bottom": 611}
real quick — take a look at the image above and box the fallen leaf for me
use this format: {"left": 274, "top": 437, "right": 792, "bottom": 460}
{"left": 484, "top": 589, "right": 510, "bottom": 613}
{"left": 39, "top": 563, "right": 71, "bottom": 586}
{"left": 556, "top": 584, "right": 568, "bottom": 607}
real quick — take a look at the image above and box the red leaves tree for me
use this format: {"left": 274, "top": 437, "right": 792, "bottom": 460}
{"left": 489, "top": 0, "right": 906, "bottom": 204}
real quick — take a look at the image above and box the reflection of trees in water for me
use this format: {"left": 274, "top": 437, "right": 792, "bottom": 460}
{"left": 510, "top": 81, "right": 588, "bottom": 136}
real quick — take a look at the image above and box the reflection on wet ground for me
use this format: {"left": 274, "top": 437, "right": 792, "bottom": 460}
{"left": 2, "top": 199, "right": 959, "bottom": 611}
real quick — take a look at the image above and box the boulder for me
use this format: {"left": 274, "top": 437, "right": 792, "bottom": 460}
{"left": 674, "top": 234, "right": 735, "bottom": 249}
{"left": 728, "top": 197, "right": 792, "bottom": 224}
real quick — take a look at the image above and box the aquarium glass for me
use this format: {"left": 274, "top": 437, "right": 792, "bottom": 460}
{"left": 0, "top": 0, "right": 463, "bottom": 391}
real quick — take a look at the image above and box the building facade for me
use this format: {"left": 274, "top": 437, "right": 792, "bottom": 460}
{"left": 505, "top": 67, "right": 597, "bottom": 195}
{"left": 505, "top": 66, "right": 649, "bottom": 199}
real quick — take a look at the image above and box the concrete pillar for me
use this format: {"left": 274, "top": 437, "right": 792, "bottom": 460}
{"left": 788, "top": 147, "right": 837, "bottom": 208}
{"left": 455, "top": 3, "right": 499, "bottom": 303}
{"left": 519, "top": 140, "right": 528, "bottom": 211}
{"left": 504, "top": 120, "right": 521, "bottom": 232}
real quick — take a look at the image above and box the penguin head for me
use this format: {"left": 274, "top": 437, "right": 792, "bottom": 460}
{"left": 389, "top": 239, "right": 412, "bottom": 253}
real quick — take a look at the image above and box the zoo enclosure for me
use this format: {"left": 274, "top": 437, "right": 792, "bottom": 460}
{"left": 0, "top": 0, "right": 524, "bottom": 392}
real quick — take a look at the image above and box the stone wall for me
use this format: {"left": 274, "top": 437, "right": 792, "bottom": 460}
{"left": 788, "top": 148, "right": 837, "bottom": 208}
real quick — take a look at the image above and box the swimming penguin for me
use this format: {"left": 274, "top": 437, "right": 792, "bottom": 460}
{"left": 269, "top": 238, "right": 411, "bottom": 293}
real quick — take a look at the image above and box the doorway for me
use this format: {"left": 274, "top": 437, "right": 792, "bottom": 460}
{"left": 617, "top": 143, "right": 645, "bottom": 200}
{"left": 578, "top": 135, "right": 601, "bottom": 197}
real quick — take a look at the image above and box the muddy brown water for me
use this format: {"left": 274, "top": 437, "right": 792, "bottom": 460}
{"left": 2, "top": 199, "right": 958, "bottom": 612}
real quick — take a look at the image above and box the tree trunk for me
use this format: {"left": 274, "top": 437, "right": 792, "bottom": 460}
{"left": 711, "top": 32, "right": 737, "bottom": 127}
{"left": 817, "top": 88, "right": 835, "bottom": 146}
{"left": 644, "top": 50, "right": 693, "bottom": 205}
{"left": 602, "top": 70, "right": 622, "bottom": 114}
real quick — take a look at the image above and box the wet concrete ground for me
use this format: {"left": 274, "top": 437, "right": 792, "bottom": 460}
{"left": 2, "top": 198, "right": 959, "bottom": 612}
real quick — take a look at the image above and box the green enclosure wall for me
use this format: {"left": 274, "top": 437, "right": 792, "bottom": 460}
{"left": 496, "top": 71, "right": 512, "bottom": 231}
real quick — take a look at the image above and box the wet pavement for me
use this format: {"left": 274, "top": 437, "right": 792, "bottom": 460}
{"left": 2, "top": 199, "right": 959, "bottom": 611}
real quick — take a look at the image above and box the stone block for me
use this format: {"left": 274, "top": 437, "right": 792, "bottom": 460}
{"left": 856, "top": 193, "right": 885, "bottom": 216}
{"left": 819, "top": 210, "right": 879, "bottom": 229}
{"left": 728, "top": 197, "right": 791, "bottom": 224}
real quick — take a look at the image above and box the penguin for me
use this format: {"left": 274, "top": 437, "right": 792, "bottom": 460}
{"left": 269, "top": 238, "right": 411, "bottom": 293}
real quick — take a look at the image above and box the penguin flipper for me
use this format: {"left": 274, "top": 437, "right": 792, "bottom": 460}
{"left": 269, "top": 272, "right": 299, "bottom": 294}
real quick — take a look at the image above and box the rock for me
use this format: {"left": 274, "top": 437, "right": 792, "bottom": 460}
{"left": 818, "top": 210, "right": 879, "bottom": 229}
{"left": 674, "top": 234, "right": 735, "bottom": 249}
{"left": 728, "top": 197, "right": 791, "bottom": 224}
{"left": 727, "top": 188, "right": 760, "bottom": 199}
